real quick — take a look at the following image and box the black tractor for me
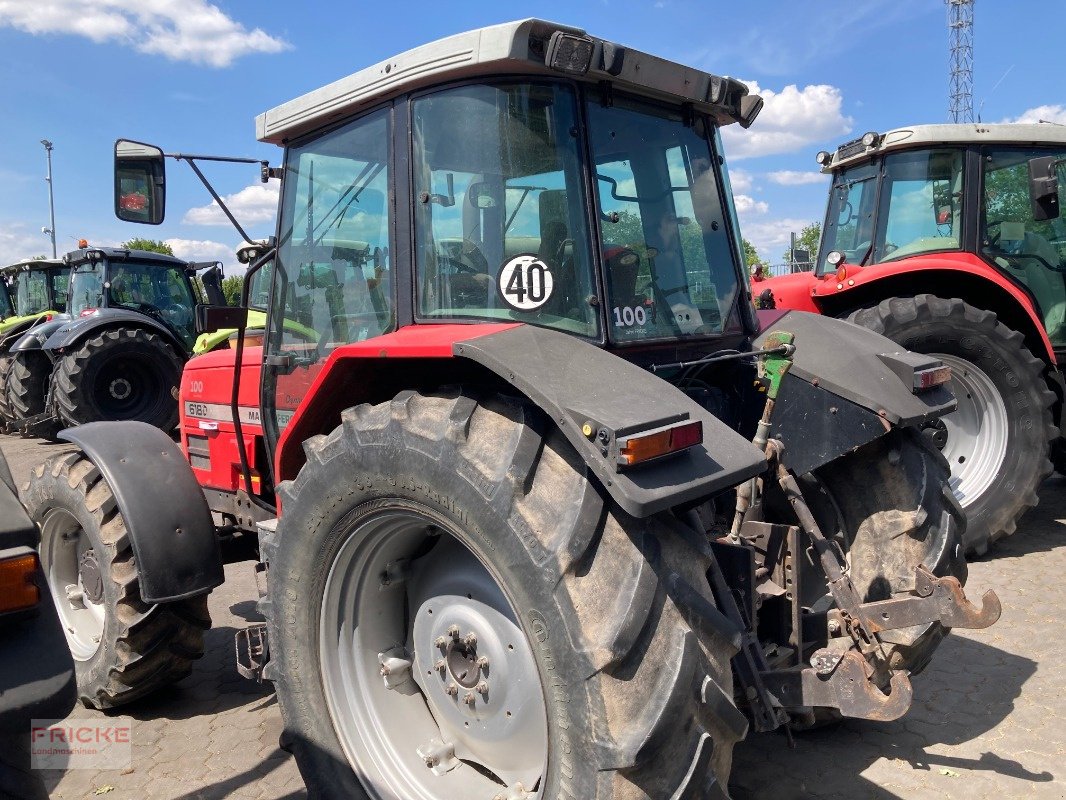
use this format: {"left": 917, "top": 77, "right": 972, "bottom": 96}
{"left": 6, "top": 246, "right": 225, "bottom": 435}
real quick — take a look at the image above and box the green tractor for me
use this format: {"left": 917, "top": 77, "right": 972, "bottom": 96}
{"left": 0, "top": 259, "right": 70, "bottom": 429}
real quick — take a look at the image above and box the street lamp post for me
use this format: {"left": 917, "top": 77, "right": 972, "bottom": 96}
{"left": 41, "top": 139, "right": 57, "bottom": 258}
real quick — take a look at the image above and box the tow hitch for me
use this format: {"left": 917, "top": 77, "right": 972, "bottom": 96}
{"left": 755, "top": 459, "right": 1001, "bottom": 722}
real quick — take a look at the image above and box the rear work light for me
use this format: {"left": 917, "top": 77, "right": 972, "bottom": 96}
{"left": 0, "top": 550, "right": 41, "bottom": 614}
{"left": 618, "top": 420, "right": 703, "bottom": 469}
{"left": 914, "top": 364, "right": 952, "bottom": 392}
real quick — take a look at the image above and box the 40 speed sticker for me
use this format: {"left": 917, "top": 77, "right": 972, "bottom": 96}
{"left": 497, "top": 254, "right": 554, "bottom": 311}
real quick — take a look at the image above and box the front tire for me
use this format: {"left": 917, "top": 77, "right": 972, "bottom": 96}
{"left": 265, "top": 390, "right": 747, "bottom": 799}
{"left": 22, "top": 452, "right": 210, "bottom": 709}
{"left": 7, "top": 350, "right": 58, "bottom": 439}
{"left": 0, "top": 353, "right": 15, "bottom": 428}
{"left": 847, "top": 295, "right": 1054, "bottom": 556}
{"left": 53, "top": 328, "right": 183, "bottom": 431}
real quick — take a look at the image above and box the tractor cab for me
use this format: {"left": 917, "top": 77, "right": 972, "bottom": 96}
{"left": 256, "top": 31, "right": 761, "bottom": 439}
{"left": 806, "top": 125, "right": 1066, "bottom": 346}
{"left": 0, "top": 259, "right": 68, "bottom": 330}
{"left": 66, "top": 248, "right": 204, "bottom": 350}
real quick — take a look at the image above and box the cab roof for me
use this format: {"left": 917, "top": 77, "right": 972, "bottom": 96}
{"left": 825, "top": 122, "right": 1066, "bottom": 172}
{"left": 257, "top": 18, "right": 759, "bottom": 145}
{"left": 0, "top": 258, "right": 65, "bottom": 274}
{"left": 63, "top": 247, "right": 188, "bottom": 268}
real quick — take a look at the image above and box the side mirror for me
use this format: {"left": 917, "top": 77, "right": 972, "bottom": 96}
{"left": 115, "top": 139, "right": 166, "bottom": 225}
{"left": 1028, "top": 155, "right": 1061, "bottom": 222}
{"left": 196, "top": 304, "right": 247, "bottom": 335}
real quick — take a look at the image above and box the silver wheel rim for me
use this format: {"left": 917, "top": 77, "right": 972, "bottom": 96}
{"left": 39, "top": 508, "right": 105, "bottom": 659}
{"left": 319, "top": 509, "right": 548, "bottom": 800}
{"left": 934, "top": 353, "right": 1009, "bottom": 509}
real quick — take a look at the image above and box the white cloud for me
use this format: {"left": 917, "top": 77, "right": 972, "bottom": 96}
{"left": 1000, "top": 105, "right": 1066, "bottom": 125}
{"left": 721, "top": 81, "right": 853, "bottom": 160}
{"left": 0, "top": 0, "right": 289, "bottom": 67}
{"left": 164, "top": 238, "right": 240, "bottom": 274}
{"left": 734, "top": 194, "right": 769, "bottom": 215}
{"left": 737, "top": 217, "right": 814, "bottom": 262}
{"left": 0, "top": 224, "right": 51, "bottom": 264}
{"left": 726, "top": 168, "right": 753, "bottom": 193}
{"left": 766, "top": 170, "right": 827, "bottom": 186}
{"left": 183, "top": 182, "right": 279, "bottom": 227}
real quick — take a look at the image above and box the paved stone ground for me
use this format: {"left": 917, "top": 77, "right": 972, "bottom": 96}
{"left": 3, "top": 433, "right": 1063, "bottom": 800}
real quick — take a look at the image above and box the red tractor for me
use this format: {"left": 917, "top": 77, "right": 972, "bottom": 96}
{"left": 758, "top": 123, "right": 1066, "bottom": 556}
{"left": 23, "top": 22, "right": 1000, "bottom": 798}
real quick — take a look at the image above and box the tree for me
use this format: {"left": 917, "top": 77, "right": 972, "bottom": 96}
{"left": 121, "top": 238, "right": 173, "bottom": 255}
{"left": 742, "top": 238, "right": 766, "bottom": 272}
{"left": 221, "top": 275, "right": 244, "bottom": 306}
{"left": 781, "top": 222, "right": 821, "bottom": 265}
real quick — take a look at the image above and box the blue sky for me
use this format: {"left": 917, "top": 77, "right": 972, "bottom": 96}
{"left": 0, "top": 0, "right": 1060, "bottom": 271}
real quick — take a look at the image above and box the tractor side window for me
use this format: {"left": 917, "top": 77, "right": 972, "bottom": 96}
{"left": 50, "top": 269, "right": 68, "bottom": 313}
{"left": 0, "top": 280, "right": 12, "bottom": 318}
{"left": 107, "top": 261, "right": 198, "bottom": 348}
{"left": 588, "top": 96, "right": 740, "bottom": 342}
{"left": 873, "top": 149, "right": 964, "bottom": 263}
{"left": 412, "top": 82, "right": 598, "bottom": 338}
{"left": 981, "top": 148, "right": 1066, "bottom": 344}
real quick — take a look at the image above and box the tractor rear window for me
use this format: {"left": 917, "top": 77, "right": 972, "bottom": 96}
{"left": 412, "top": 82, "right": 599, "bottom": 338}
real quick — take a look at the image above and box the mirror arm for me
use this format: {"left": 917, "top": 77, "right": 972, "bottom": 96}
{"left": 172, "top": 155, "right": 269, "bottom": 246}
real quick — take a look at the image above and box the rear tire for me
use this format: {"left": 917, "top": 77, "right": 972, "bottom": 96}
{"left": 265, "top": 390, "right": 746, "bottom": 799}
{"left": 847, "top": 295, "right": 1054, "bottom": 556}
{"left": 22, "top": 452, "right": 210, "bottom": 709}
{"left": 53, "top": 328, "right": 183, "bottom": 431}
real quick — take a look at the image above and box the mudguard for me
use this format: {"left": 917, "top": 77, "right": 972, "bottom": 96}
{"left": 58, "top": 421, "right": 224, "bottom": 603}
{"left": 8, "top": 318, "right": 70, "bottom": 353}
{"left": 455, "top": 325, "right": 767, "bottom": 517}
{"left": 41, "top": 308, "right": 187, "bottom": 355}
{"left": 756, "top": 310, "right": 955, "bottom": 426}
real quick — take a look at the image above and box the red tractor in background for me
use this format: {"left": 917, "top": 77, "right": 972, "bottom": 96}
{"left": 758, "top": 123, "right": 1066, "bottom": 556}
{"left": 22, "top": 23, "right": 1002, "bottom": 799}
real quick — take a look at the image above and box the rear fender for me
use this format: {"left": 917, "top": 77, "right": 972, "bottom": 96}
{"left": 41, "top": 309, "right": 186, "bottom": 355}
{"left": 787, "top": 254, "right": 1055, "bottom": 364}
{"left": 274, "top": 324, "right": 767, "bottom": 518}
{"left": 58, "top": 421, "right": 224, "bottom": 603}
{"left": 756, "top": 310, "right": 955, "bottom": 474}
{"left": 8, "top": 318, "right": 70, "bottom": 353}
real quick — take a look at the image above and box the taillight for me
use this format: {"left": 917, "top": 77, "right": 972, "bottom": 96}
{"left": 617, "top": 420, "right": 703, "bottom": 468}
{"left": 0, "top": 550, "right": 40, "bottom": 614}
{"left": 914, "top": 364, "right": 952, "bottom": 392}
{"left": 80, "top": 308, "right": 98, "bottom": 317}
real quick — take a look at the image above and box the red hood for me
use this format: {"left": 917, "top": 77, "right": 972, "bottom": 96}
{"left": 184, "top": 345, "right": 262, "bottom": 371}
{"left": 756, "top": 271, "right": 820, "bottom": 313}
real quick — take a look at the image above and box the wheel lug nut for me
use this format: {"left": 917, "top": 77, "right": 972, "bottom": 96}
{"left": 434, "top": 659, "right": 446, "bottom": 672}
{"left": 463, "top": 632, "right": 477, "bottom": 648}
{"left": 446, "top": 683, "right": 458, "bottom": 697}
{"left": 476, "top": 681, "right": 489, "bottom": 696}
{"left": 463, "top": 692, "right": 477, "bottom": 706}
{"left": 434, "top": 636, "right": 448, "bottom": 650}
{"left": 447, "top": 625, "right": 461, "bottom": 640}
{"left": 477, "top": 656, "right": 489, "bottom": 672}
